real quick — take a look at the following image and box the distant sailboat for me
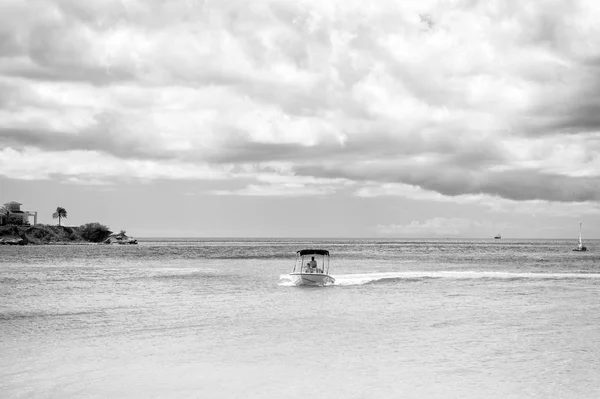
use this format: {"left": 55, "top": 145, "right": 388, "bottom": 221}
{"left": 573, "top": 222, "right": 587, "bottom": 252}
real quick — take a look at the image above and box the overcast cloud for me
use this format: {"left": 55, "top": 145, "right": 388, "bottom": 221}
{"left": 2, "top": 0, "right": 600, "bottom": 207}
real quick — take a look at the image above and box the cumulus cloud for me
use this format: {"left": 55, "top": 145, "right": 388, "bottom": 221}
{"left": 2, "top": 0, "right": 600, "bottom": 202}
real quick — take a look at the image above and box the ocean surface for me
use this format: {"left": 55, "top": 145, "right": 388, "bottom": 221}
{"left": 1, "top": 238, "right": 600, "bottom": 399}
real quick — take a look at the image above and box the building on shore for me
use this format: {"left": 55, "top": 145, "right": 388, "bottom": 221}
{"left": 0, "top": 202, "right": 38, "bottom": 226}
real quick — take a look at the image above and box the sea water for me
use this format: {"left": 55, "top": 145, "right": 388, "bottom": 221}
{"left": 1, "top": 239, "right": 599, "bottom": 398}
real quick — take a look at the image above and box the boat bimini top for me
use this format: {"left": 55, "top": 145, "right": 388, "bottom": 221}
{"left": 297, "top": 249, "right": 329, "bottom": 256}
{"left": 292, "top": 249, "right": 331, "bottom": 275}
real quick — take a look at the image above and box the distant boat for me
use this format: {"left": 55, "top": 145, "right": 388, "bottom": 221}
{"left": 573, "top": 222, "right": 587, "bottom": 252}
{"left": 494, "top": 234, "right": 501, "bottom": 239}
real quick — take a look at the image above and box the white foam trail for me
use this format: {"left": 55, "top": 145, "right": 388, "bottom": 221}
{"left": 330, "top": 271, "right": 600, "bottom": 286}
{"left": 278, "top": 274, "right": 297, "bottom": 287}
{"left": 279, "top": 271, "right": 600, "bottom": 287}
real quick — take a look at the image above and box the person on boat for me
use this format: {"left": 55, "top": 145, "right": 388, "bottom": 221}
{"left": 308, "top": 257, "right": 318, "bottom": 273}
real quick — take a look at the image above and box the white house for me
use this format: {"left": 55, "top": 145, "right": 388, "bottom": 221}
{"left": 0, "top": 202, "right": 38, "bottom": 226}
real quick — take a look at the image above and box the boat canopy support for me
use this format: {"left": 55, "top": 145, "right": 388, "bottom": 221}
{"left": 292, "top": 249, "right": 331, "bottom": 274}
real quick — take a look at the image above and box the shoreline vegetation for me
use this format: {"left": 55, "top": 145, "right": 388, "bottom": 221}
{"left": 0, "top": 223, "right": 137, "bottom": 245}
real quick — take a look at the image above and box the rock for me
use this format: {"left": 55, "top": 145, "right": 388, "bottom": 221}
{"left": 102, "top": 232, "right": 138, "bottom": 245}
{"left": 0, "top": 236, "right": 26, "bottom": 245}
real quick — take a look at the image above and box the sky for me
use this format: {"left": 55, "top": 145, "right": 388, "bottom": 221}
{"left": 1, "top": 0, "right": 600, "bottom": 238}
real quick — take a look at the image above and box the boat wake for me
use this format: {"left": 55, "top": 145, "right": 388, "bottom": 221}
{"left": 279, "top": 271, "right": 600, "bottom": 287}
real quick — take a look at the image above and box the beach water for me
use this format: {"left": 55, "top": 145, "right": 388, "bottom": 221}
{"left": 1, "top": 239, "right": 600, "bottom": 398}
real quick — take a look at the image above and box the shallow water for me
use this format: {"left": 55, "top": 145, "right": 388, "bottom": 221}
{"left": 1, "top": 239, "right": 600, "bottom": 398}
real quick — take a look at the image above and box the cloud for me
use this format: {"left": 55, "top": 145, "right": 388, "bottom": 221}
{"left": 2, "top": 0, "right": 600, "bottom": 203}
{"left": 211, "top": 183, "right": 333, "bottom": 197}
{"left": 356, "top": 182, "right": 600, "bottom": 217}
{"left": 0, "top": 147, "right": 230, "bottom": 182}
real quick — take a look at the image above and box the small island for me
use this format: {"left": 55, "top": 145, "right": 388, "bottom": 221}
{"left": 0, "top": 202, "right": 137, "bottom": 245}
{"left": 0, "top": 223, "right": 137, "bottom": 245}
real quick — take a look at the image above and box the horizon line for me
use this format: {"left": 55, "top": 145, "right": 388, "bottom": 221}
{"left": 134, "top": 236, "right": 590, "bottom": 240}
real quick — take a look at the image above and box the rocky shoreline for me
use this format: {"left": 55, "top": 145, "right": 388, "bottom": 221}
{"left": 101, "top": 231, "right": 138, "bottom": 245}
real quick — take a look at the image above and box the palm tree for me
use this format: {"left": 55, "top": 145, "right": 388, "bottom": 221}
{"left": 52, "top": 207, "right": 67, "bottom": 226}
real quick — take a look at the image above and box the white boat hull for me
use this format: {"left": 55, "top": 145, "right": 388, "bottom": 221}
{"left": 289, "top": 273, "right": 335, "bottom": 286}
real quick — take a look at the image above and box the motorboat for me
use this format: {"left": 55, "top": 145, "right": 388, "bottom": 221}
{"left": 573, "top": 222, "right": 587, "bottom": 252}
{"left": 289, "top": 249, "right": 335, "bottom": 286}
{"left": 494, "top": 234, "right": 501, "bottom": 239}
